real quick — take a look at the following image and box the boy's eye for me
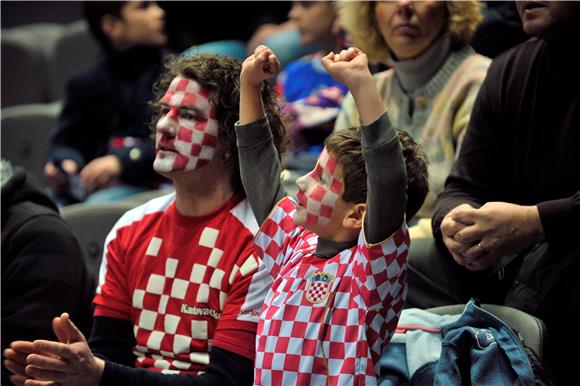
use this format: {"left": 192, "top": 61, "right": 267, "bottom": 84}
{"left": 160, "top": 106, "right": 170, "bottom": 115}
{"left": 179, "top": 110, "right": 196, "bottom": 120}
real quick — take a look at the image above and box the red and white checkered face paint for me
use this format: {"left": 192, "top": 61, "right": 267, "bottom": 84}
{"left": 295, "top": 148, "right": 344, "bottom": 227}
{"left": 153, "top": 77, "right": 219, "bottom": 173}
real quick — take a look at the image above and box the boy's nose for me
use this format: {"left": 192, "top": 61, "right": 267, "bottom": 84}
{"left": 295, "top": 174, "right": 307, "bottom": 192}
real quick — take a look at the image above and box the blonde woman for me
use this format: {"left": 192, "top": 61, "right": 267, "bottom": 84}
{"left": 335, "top": 1, "right": 490, "bottom": 237}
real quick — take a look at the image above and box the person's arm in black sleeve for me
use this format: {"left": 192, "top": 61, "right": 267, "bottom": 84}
{"left": 101, "top": 346, "right": 253, "bottom": 386}
{"left": 432, "top": 56, "right": 505, "bottom": 241}
{"left": 361, "top": 112, "right": 406, "bottom": 243}
{"left": 320, "top": 47, "right": 406, "bottom": 242}
{"left": 89, "top": 316, "right": 254, "bottom": 386}
{"left": 88, "top": 316, "right": 136, "bottom": 367}
{"left": 537, "top": 190, "right": 580, "bottom": 252}
{"left": 236, "top": 117, "right": 285, "bottom": 225}
{"left": 237, "top": 46, "right": 286, "bottom": 225}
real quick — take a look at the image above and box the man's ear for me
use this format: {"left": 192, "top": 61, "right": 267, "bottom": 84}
{"left": 342, "top": 203, "right": 366, "bottom": 230}
{"left": 101, "top": 14, "right": 123, "bottom": 43}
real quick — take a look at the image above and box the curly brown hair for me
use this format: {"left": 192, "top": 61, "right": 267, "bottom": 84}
{"left": 151, "top": 54, "right": 286, "bottom": 194}
{"left": 339, "top": 1, "right": 483, "bottom": 65}
{"left": 325, "top": 127, "right": 428, "bottom": 221}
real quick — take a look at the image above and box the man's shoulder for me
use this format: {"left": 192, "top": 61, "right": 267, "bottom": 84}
{"left": 113, "top": 193, "right": 175, "bottom": 233}
{"left": 489, "top": 37, "right": 544, "bottom": 72}
{"left": 227, "top": 197, "right": 260, "bottom": 236}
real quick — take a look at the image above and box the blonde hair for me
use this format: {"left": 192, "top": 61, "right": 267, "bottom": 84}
{"left": 338, "top": 1, "right": 483, "bottom": 64}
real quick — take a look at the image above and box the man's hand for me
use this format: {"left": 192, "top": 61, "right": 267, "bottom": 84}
{"left": 4, "top": 341, "right": 35, "bottom": 386}
{"left": 24, "top": 313, "right": 104, "bottom": 386}
{"left": 44, "top": 159, "right": 79, "bottom": 194}
{"left": 79, "top": 155, "right": 121, "bottom": 194}
{"left": 240, "top": 45, "right": 280, "bottom": 88}
{"left": 321, "top": 47, "right": 371, "bottom": 90}
{"left": 441, "top": 202, "right": 545, "bottom": 271}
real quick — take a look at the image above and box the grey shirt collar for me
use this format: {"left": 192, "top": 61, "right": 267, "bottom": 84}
{"left": 389, "top": 35, "right": 452, "bottom": 93}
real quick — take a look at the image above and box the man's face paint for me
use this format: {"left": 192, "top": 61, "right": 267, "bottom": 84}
{"left": 153, "top": 76, "right": 219, "bottom": 173}
{"left": 295, "top": 148, "right": 344, "bottom": 227}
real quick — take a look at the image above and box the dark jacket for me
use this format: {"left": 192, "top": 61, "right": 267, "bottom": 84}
{"left": 432, "top": 37, "right": 580, "bottom": 385}
{"left": 47, "top": 47, "right": 165, "bottom": 187}
{"left": 1, "top": 166, "right": 95, "bottom": 384}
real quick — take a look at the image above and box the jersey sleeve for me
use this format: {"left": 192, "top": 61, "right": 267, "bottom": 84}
{"left": 93, "top": 219, "right": 133, "bottom": 320}
{"left": 253, "top": 197, "right": 305, "bottom": 281}
{"left": 212, "top": 245, "right": 265, "bottom": 360}
{"left": 353, "top": 223, "right": 410, "bottom": 359}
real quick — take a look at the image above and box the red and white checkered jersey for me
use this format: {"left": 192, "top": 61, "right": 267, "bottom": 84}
{"left": 253, "top": 197, "right": 409, "bottom": 385}
{"left": 94, "top": 193, "right": 266, "bottom": 374}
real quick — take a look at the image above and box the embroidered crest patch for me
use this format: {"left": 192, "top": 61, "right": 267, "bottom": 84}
{"left": 305, "top": 271, "right": 335, "bottom": 304}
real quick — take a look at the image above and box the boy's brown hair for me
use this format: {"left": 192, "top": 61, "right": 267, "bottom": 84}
{"left": 151, "top": 54, "right": 287, "bottom": 194}
{"left": 324, "top": 127, "right": 428, "bottom": 220}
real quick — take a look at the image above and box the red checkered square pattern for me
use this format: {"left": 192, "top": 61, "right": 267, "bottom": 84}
{"left": 295, "top": 149, "right": 343, "bottom": 227}
{"left": 158, "top": 76, "right": 219, "bottom": 171}
{"left": 253, "top": 197, "right": 409, "bottom": 385}
{"left": 95, "top": 195, "right": 264, "bottom": 373}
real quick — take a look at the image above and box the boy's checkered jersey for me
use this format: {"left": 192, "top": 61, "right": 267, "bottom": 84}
{"left": 94, "top": 193, "right": 265, "bottom": 374}
{"left": 253, "top": 196, "right": 409, "bottom": 385}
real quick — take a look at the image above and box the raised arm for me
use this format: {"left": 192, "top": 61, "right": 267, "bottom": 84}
{"left": 236, "top": 45, "right": 285, "bottom": 225}
{"left": 322, "top": 48, "right": 406, "bottom": 242}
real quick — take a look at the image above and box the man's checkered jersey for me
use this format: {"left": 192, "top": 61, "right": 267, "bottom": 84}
{"left": 94, "top": 193, "right": 266, "bottom": 373}
{"left": 252, "top": 196, "right": 409, "bottom": 386}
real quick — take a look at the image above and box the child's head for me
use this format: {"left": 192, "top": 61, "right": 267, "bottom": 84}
{"left": 151, "top": 54, "right": 286, "bottom": 193}
{"left": 295, "top": 126, "right": 428, "bottom": 239}
{"left": 84, "top": 1, "right": 167, "bottom": 52}
{"left": 288, "top": 1, "right": 341, "bottom": 50}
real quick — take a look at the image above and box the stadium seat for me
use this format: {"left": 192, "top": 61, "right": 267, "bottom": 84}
{"left": 1, "top": 101, "right": 62, "bottom": 182}
{"left": 48, "top": 20, "right": 99, "bottom": 101}
{"left": 60, "top": 202, "right": 136, "bottom": 281}
{"left": 1, "top": 23, "right": 64, "bottom": 106}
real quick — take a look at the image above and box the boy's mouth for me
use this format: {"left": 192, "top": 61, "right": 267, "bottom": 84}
{"left": 296, "top": 191, "right": 308, "bottom": 208}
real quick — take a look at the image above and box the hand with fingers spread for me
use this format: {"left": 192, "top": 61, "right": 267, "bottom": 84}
{"left": 24, "top": 313, "right": 104, "bottom": 386}
{"left": 441, "top": 202, "right": 545, "bottom": 271}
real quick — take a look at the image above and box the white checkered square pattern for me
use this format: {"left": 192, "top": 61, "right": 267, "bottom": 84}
{"left": 128, "top": 223, "right": 252, "bottom": 373}
{"left": 254, "top": 197, "right": 409, "bottom": 385}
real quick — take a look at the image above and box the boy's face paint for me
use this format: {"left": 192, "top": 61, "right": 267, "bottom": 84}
{"left": 153, "top": 77, "right": 219, "bottom": 173}
{"left": 295, "top": 148, "right": 344, "bottom": 227}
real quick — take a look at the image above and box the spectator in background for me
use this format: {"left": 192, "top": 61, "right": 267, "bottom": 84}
{"left": 276, "top": 1, "right": 349, "bottom": 165}
{"left": 44, "top": 1, "right": 167, "bottom": 205}
{"left": 335, "top": 1, "right": 490, "bottom": 238}
{"left": 470, "top": 1, "right": 529, "bottom": 58}
{"left": 410, "top": 1, "right": 580, "bottom": 383}
{"left": 1, "top": 159, "right": 94, "bottom": 386}
{"left": 4, "top": 53, "right": 286, "bottom": 386}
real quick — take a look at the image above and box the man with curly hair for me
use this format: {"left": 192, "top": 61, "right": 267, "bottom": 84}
{"left": 335, "top": 1, "right": 490, "bottom": 238}
{"left": 4, "top": 54, "right": 286, "bottom": 386}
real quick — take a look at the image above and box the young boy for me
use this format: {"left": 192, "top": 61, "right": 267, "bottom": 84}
{"left": 44, "top": 1, "right": 167, "bottom": 205}
{"left": 236, "top": 46, "right": 428, "bottom": 385}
